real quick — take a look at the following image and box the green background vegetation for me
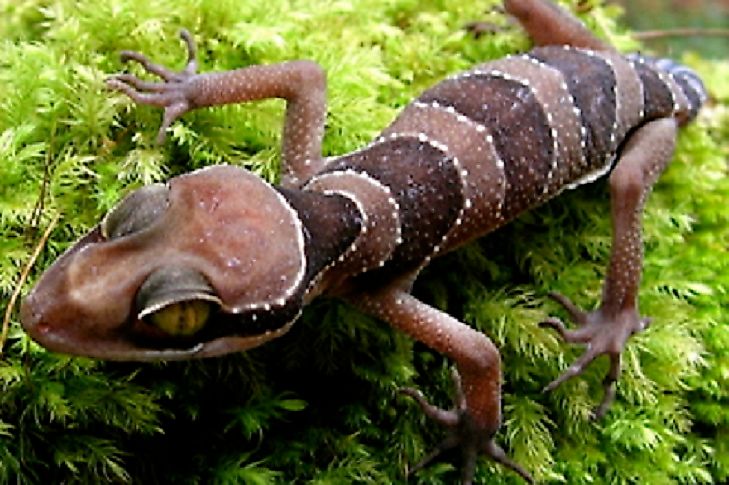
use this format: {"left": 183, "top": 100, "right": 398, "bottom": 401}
{"left": 618, "top": 0, "right": 729, "bottom": 59}
{"left": 0, "top": 0, "right": 726, "bottom": 483}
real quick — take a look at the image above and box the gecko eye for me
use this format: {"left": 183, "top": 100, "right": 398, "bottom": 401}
{"left": 146, "top": 300, "right": 212, "bottom": 336}
{"left": 135, "top": 266, "right": 221, "bottom": 337}
{"left": 101, "top": 183, "right": 169, "bottom": 239}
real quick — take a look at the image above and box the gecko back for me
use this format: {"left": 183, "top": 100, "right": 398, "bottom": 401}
{"left": 315, "top": 45, "right": 707, "bottom": 278}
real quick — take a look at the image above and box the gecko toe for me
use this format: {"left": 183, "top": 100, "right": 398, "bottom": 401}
{"left": 591, "top": 382, "right": 617, "bottom": 420}
{"left": 119, "top": 49, "right": 145, "bottom": 64}
{"left": 543, "top": 347, "right": 600, "bottom": 392}
{"left": 548, "top": 292, "right": 589, "bottom": 325}
{"left": 398, "top": 387, "right": 459, "bottom": 426}
{"left": 484, "top": 440, "right": 534, "bottom": 484}
{"left": 591, "top": 353, "right": 622, "bottom": 420}
{"left": 539, "top": 317, "right": 595, "bottom": 344}
{"left": 178, "top": 29, "right": 199, "bottom": 73}
{"left": 406, "top": 434, "right": 460, "bottom": 477}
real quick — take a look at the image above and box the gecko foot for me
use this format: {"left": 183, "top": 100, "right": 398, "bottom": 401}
{"left": 106, "top": 29, "right": 199, "bottom": 144}
{"left": 540, "top": 292, "right": 651, "bottom": 419}
{"left": 400, "top": 369, "right": 533, "bottom": 484}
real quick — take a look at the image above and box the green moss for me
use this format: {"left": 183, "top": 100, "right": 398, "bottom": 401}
{"left": 1, "top": 0, "right": 726, "bottom": 483}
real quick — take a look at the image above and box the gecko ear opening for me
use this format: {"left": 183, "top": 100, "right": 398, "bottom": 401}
{"left": 135, "top": 266, "right": 222, "bottom": 337}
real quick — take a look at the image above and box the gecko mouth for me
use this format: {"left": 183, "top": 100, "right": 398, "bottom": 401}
{"left": 21, "top": 282, "right": 301, "bottom": 362}
{"left": 21, "top": 305, "right": 298, "bottom": 362}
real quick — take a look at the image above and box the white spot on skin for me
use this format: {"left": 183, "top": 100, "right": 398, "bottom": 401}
{"left": 413, "top": 101, "right": 490, "bottom": 137}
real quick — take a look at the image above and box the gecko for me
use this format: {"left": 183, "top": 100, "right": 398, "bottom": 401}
{"left": 20, "top": 0, "right": 706, "bottom": 483}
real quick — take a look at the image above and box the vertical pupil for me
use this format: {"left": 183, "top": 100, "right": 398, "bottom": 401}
{"left": 147, "top": 301, "right": 211, "bottom": 336}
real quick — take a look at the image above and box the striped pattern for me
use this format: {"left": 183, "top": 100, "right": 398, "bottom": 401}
{"left": 304, "top": 169, "right": 402, "bottom": 280}
{"left": 320, "top": 134, "right": 465, "bottom": 275}
{"left": 302, "top": 46, "right": 705, "bottom": 284}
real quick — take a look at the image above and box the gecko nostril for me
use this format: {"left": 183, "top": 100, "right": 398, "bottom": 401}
{"left": 20, "top": 295, "right": 64, "bottom": 343}
{"left": 20, "top": 295, "right": 40, "bottom": 330}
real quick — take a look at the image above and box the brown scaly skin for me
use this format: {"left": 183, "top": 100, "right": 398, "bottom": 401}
{"left": 21, "top": 1, "right": 707, "bottom": 483}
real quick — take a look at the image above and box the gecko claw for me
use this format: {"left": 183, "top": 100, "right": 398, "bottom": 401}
{"left": 399, "top": 369, "right": 532, "bottom": 484}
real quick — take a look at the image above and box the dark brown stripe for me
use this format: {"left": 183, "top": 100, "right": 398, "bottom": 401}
{"left": 418, "top": 73, "right": 555, "bottom": 218}
{"left": 323, "top": 136, "right": 463, "bottom": 273}
{"left": 529, "top": 46, "right": 617, "bottom": 171}
{"left": 630, "top": 60, "right": 677, "bottom": 122}
{"left": 276, "top": 188, "right": 363, "bottom": 282}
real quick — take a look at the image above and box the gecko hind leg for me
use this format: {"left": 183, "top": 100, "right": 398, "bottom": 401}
{"left": 540, "top": 118, "right": 677, "bottom": 419}
{"left": 350, "top": 288, "right": 533, "bottom": 483}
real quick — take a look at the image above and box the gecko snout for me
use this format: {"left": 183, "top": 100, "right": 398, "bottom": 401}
{"left": 19, "top": 290, "right": 74, "bottom": 353}
{"left": 19, "top": 293, "right": 40, "bottom": 332}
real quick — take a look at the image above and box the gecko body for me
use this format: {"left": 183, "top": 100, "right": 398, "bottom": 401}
{"left": 21, "top": 1, "right": 706, "bottom": 482}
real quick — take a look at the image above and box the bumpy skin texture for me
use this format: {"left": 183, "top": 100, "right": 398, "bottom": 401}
{"left": 21, "top": 0, "right": 706, "bottom": 483}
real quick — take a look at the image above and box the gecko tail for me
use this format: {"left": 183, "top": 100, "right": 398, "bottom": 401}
{"left": 629, "top": 53, "right": 708, "bottom": 123}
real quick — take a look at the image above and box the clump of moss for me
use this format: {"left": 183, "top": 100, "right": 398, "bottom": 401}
{"left": 1, "top": 0, "right": 726, "bottom": 483}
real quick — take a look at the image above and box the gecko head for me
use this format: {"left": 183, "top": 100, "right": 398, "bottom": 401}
{"left": 21, "top": 165, "right": 308, "bottom": 361}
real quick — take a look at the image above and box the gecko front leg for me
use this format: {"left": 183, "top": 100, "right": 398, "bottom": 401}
{"left": 503, "top": 0, "right": 612, "bottom": 51}
{"left": 107, "top": 30, "right": 327, "bottom": 188}
{"left": 349, "top": 285, "right": 533, "bottom": 484}
{"left": 541, "top": 117, "right": 678, "bottom": 419}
